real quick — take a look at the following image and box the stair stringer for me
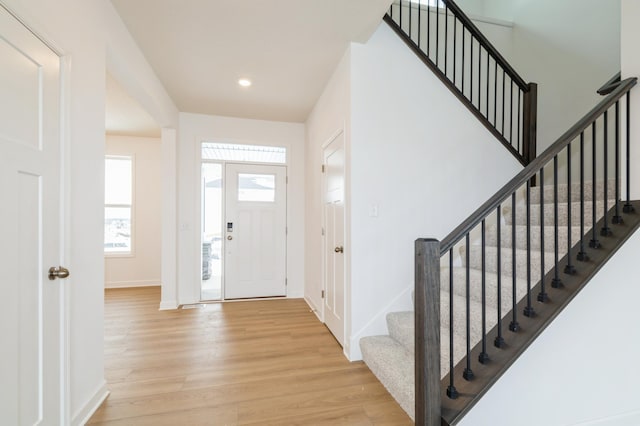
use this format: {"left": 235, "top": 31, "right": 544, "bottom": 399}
{"left": 457, "top": 210, "right": 640, "bottom": 426}
{"left": 349, "top": 283, "right": 413, "bottom": 361}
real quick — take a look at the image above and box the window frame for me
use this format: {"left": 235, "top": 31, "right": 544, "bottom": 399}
{"left": 104, "top": 154, "right": 135, "bottom": 257}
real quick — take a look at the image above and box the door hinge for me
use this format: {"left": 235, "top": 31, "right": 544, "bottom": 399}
{"left": 285, "top": 227, "right": 288, "bottom": 235}
{"left": 286, "top": 278, "right": 288, "bottom": 286}
{"left": 286, "top": 176, "right": 289, "bottom": 184}
{"left": 321, "top": 227, "right": 325, "bottom": 236}
{"left": 321, "top": 164, "right": 325, "bottom": 173}
{"left": 321, "top": 290, "right": 325, "bottom": 299}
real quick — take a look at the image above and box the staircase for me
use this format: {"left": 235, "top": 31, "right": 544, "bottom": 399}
{"left": 360, "top": 179, "right": 622, "bottom": 420}
{"left": 357, "top": 2, "right": 639, "bottom": 425}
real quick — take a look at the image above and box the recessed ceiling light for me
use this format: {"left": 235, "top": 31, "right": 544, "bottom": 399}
{"left": 238, "top": 78, "right": 252, "bottom": 87}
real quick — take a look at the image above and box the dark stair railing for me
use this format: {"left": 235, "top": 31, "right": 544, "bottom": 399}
{"left": 597, "top": 71, "right": 622, "bottom": 96}
{"left": 385, "top": 0, "right": 537, "bottom": 166}
{"left": 415, "top": 77, "right": 638, "bottom": 425}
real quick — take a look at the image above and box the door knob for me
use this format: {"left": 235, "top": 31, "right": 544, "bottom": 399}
{"left": 227, "top": 235, "right": 233, "bottom": 240}
{"left": 334, "top": 246, "right": 344, "bottom": 253}
{"left": 48, "top": 266, "right": 70, "bottom": 280}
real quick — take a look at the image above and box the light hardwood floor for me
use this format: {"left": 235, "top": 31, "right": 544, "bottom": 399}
{"left": 88, "top": 287, "right": 411, "bottom": 425}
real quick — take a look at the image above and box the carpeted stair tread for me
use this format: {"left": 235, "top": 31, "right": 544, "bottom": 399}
{"left": 441, "top": 266, "right": 529, "bottom": 309}
{"left": 526, "top": 178, "right": 615, "bottom": 204}
{"left": 485, "top": 223, "right": 583, "bottom": 253}
{"left": 360, "top": 335, "right": 416, "bottom": 420}
{"left": 461, "top": 245, "right": 557, "bottom": 281}
{"left": 503, "top": 198, "right": 615, "bottom": 227}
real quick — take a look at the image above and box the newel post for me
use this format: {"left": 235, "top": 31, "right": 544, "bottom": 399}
{"left": 415, "top": 238, "right": 441, "bottom": 426}
{"left": 523, "top": 82, "right": 538, "bottom": 165}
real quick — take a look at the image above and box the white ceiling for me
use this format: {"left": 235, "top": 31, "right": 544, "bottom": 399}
{"left": 109, "top": 0, "right": 393, "bottom": 124}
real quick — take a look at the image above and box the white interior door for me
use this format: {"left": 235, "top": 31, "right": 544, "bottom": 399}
{"left": 323, "top": 132, "right": 345, "bottom": 346}
{"left": 224, "top": 163, "right": 287, "bottom": 299}
{"left": 0, "top": 5, "right": 64, "bottom": 424}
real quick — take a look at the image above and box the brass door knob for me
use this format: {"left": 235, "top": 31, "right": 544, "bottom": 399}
{"left": 334, "top": 246, "right": 344, "bottom": 253}
{"left": 48, "top": 266, "right": 70, "bottom": 280}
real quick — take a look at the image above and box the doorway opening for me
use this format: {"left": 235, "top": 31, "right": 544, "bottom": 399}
{"left": 200, "top": 142, "right": 287, "bottom": 301}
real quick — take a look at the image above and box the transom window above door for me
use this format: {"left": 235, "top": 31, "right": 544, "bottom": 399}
{"left": 201, "top": 142, "right": 286, "bottom": 164}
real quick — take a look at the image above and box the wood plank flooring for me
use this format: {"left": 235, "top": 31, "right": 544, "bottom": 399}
{"left": 88, "top": 287, "right": 411, "bottom": 425}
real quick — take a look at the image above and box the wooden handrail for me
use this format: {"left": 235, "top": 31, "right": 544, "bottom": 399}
{"left": 440, "top": 77, "right": 637, "bottom": 254}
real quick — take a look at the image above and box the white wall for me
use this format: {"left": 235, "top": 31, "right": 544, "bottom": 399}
{"left": 1, "top": 0, "right": 179, "bottom": 423}
{"left": 482, "top": 0, "right": 621, "bottom": 153}
{"left": 105, "top": 135, "right": 162, "bottom": 288}
{"left": 459, "top": 227, "right": 640, "bottom": 426}
{"left": 347, "top": 22, "right": 522, "bottom": 360}
{"left": 305, "top": 50, "right": 351, "bottom": 321}
{"left": 177, "top": 113, "right": 305, "bottom": 304}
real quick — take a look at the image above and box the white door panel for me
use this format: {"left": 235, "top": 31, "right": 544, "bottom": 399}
{"left": 323, "top": 132, "right": 345, "bottom": 346}
{"left": 225, "top": 164, "right": 286, "bottom": 299}
{"left": 0, "top": 5, "right": 63, "bottom": 424}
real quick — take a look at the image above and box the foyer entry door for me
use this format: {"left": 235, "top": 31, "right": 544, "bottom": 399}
{"left": 224, "top": 163, "right": 287, "bottom": 299}
{"left": 323, "top": 131, "right": 345, "bottom": 346}
{"left": 0, "top": 5, "right": 65, "bottom": 424}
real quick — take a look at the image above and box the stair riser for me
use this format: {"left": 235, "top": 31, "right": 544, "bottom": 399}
{"left": 504, "top": 199, "right": 615, "bottom": 227}
{"left": 462, "top": 246, "right": 557, "bottom": 281}
{"left": 485, "top": 224, "right": 583, "bottom": 253}
{"left": 527, "top": 179, "right": 616, "bottom": 204}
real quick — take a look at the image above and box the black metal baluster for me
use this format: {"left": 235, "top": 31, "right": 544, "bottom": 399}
{"left": 470, "top": 36, "right": 474, "bottom": 105}
{"left": 493, "top": 61, "right": 498, "bottom": 127}
{"left": 552, "top": 155, "right": 563, "bottom": 288}
{"left": 624, "top": 92, "right": 634, "bottom": 213}
{"left": 524, "top": 180, "right": 535, "bottom": 317}
{"left": 417, "top": 0, "right": 421, "bottom": 48}
{"left": 461, "top": 27, "right": 465, "bottom": 96}
{"left": 426, "top": 0, "right": 430, "bottom": 57}
{"left": 577, "top": 132, "right": 589, "bottom": 261}
{"left": 494, "top": 206, "right": 505, "bottom": 348}
{"left": 517, "top": 89, "right": 522, "bottom": 154}
{"left": 478, "top": 44, "right": 481, "bottom": 109}
{"left": 486, "top": 49, "right": 490, "bottom": 120}
{"left": 463, "top": 233, "right": 474, "bottom": 381}
{"left": 509, "top": 192, "right": 520, "bottom": 332}
{"left": 446, "top": 247, "right": 458, "bottom": 399}
{"left": 501, "top": 69, "right": 506, "bottom": 136}
{"left": 602, "top": 111, "right": 612, "bottom": 236}
{"left": 613, "top": 101, "right": 623, "bottom": 224}
{"left": 479, "top": 220, "right": 489, "bottom": 363}
{"left": 399, "top": 0, "right": 403, "bottom": 30}
{"left": 538, "top": 168, "right": 549, "bottom": 302}
{"left": 510, "top": 80, "right": 514, "bottom": 147}
{"left": 409, "top": 0, "right": 412, "bottom": 42}
{"left": 565, "top": 143, "right": 576, "bottom": 274}
{"left": 444, "top": 3, "right": 448, "bottom": 76}
{"left": 453, "top": 16, "right": 457, "bottom": 87}
{"left": 589, "top": 122, "right": 601, "bottom": 249}
{"left": 436, "top": 0, "right": 439, "bottom": 67}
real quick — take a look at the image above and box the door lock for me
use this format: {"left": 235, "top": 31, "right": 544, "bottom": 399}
{"left": 334, "top": 246, "right": 344, "bottom": 253}
{"left": 227, "top": 235, "right": 233, "bottom": 240}
{"left": 48, "top": 266, "right": 70, "bottom": 280}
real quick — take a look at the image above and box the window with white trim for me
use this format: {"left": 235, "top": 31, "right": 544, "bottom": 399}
{"left": 104, "top": 156, "right": 133, "bottom": 254}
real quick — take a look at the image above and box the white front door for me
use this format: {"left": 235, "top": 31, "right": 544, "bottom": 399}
{"left": 0, "top": 5, "right": 64, "bottom": 424}
{"left": 323, "top": 132, "right": 345, "bottom": 346}
{"left": 224, "top": 163, "right": 287, "bottom": 299}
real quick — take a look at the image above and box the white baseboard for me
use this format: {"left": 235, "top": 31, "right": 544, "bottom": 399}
{"left": 348, "top": 284, "right": 414, "bottom": 361}
{"left": 159, "top": 300, "right": 179, "bottom": 310}
{"left": 304, "top": 296, "right": 323, "bottom": 321}
{"left": 72, "top": 381, "right": 109, "bottom": 426}
{"left": 105, "top": 280, "right": 160, "bottom": 289}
